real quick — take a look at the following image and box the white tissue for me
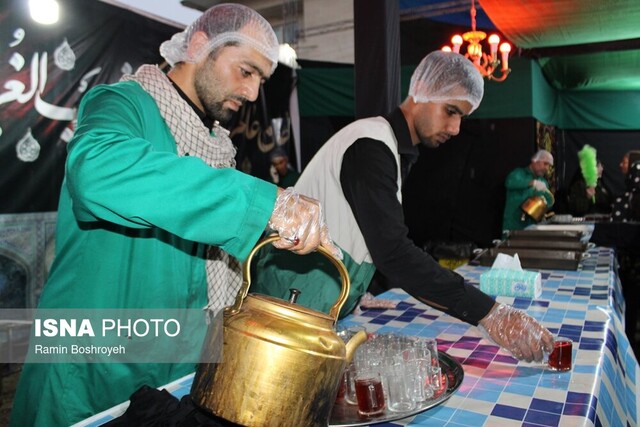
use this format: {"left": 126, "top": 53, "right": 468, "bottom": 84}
{"left": 480, "top": 253, "right": 542, "bottom": 298}
{"left": 491, "top": 252, "right": 522, "bottom": 270}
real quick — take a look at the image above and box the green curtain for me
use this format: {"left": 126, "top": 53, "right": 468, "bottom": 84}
{"left": 297, "top": 57, "right": 640, "bottom": 130}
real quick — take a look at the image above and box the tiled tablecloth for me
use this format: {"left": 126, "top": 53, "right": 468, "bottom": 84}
{"left": 76, "top": 246, "right": 639, "bottom": 427}
{"left": 336, "top": 246, "right": 638, "bottom": 426}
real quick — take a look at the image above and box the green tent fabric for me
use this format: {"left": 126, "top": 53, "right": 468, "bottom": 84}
{"left": 297, "top": 56, "right": 640, "bottom": 130}
{"left": 538, "top": 50, "right": 640, "bottom": 91}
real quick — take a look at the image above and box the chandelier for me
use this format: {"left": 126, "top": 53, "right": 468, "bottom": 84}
{"left": 441, "top": 0, "right": 511, "bottom": 82}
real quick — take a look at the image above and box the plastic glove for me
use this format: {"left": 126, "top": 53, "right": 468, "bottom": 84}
{"left": 478, "top": 303, "right": 555, "bottom": 362}
{"left": 267, "top": 187, "right": 343, "bottom": 259}
{"left": 531, "top": 180, "right": 547, "bottom": 192}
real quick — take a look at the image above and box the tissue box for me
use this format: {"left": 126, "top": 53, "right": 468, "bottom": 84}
{"left": 479, "top": 268, "right": 542, "bottom": 298}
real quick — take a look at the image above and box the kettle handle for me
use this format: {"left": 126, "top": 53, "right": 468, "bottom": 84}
{"left": 225, "top": 234, "right": 351, "bottom": 322}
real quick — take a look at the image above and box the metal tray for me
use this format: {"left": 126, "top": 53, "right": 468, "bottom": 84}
{"left": 329, "top": 351, "right": 463, "bottom": 427}
{"left": 497, "top": 239, "right": 590, "bottom": 252}
{"left": 506, "top": 229, "right": 585, "bottom": 241}
{"left": 472, "top": 247, "right": 586, "bottom": 271}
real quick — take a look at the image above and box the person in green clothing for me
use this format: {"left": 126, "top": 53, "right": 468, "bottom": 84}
{"left": 502, "top": 149, "right": 555, "bottom": 232}
{"left": 269, "top": 147, "right": 301, "bottom": 188}
{"left": 9, "top": 5, "right": 339, "bottom": 427}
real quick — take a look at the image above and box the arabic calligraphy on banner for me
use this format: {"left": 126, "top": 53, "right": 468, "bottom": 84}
{"left": 0, "top": 0, "right": 174, "bottom": 213}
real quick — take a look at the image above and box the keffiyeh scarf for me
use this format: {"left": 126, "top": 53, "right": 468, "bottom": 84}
{"left": 121, "top": 65, "right": 243, "bottom": 313}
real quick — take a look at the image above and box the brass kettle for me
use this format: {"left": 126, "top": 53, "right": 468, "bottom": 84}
{"left": 521, "top": 189, "right": 555, "bottom": 222}
{"left": 190, "top": 235, "right": 368, "bottom": 427}
{"left": 521, "top": 195, "right": 548, "bottom": 222}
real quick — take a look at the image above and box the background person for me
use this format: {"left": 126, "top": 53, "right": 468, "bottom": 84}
{"left": 566, "top": 160, "right": 613, "bottom": 217}
{"left": 251, "top": 51, "right": 555, "bottom": 364}
{"left": 619, "top": 150, "right": 640, "bottom": 177}
{"left": 269, "top": 147, "right": 300, "bottom": 187}
{"left": 502, "top": 149, "right": 555, "bottom": 232}
{"left": 9, "top": 5, "right": 338, "bottom": 426}
{"left": 611, "top": 156, "right": 640, "bottom": 357}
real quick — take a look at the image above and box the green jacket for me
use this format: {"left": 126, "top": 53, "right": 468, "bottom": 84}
{"left": 502, "top": 166, "right": 554, "bottom": 232}
{"left": 10, "top": 81, "right": 276, "bottom": 426}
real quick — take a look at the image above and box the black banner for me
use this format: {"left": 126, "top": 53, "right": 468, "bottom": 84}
{"left": 0, "top": 0, "right": 176, "bottom": 213}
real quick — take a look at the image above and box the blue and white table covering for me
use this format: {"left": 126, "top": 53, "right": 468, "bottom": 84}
{"left": 76, "top": 246, "right": 639, "bottom": 427}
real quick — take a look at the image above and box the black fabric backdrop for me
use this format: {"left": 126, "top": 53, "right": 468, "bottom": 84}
{"left": 0, "top": 0, "right": 295, "bottom": 214}
{"left": 0, "top": 0, "right": 177, "bottom": 214}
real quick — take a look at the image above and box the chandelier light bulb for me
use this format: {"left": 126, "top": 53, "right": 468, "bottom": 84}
{"left": 451, "top": 35, "right": 463, "bottom": 54}
{"left": 488, "top": 34, "right": 500, "bottom": 56}
{"left": 499, "top": 42, "right": 511, "bottom": 71}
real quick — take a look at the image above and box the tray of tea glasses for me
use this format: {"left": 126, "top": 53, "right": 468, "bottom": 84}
{"left": 329, "top": 351, "right": 463, "bottom": 426}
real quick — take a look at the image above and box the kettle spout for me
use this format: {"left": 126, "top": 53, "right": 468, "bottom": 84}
{"left": 344, "top": 329, "right": 368, "bottom": 363}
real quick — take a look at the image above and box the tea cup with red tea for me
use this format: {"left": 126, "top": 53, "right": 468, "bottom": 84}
{"left": 547, "top": 337, "right": 573, "bottom": 372}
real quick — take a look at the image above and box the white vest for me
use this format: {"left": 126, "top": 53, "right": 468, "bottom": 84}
{"left": 295, "top": 116, "right": 403, "bottom": 264}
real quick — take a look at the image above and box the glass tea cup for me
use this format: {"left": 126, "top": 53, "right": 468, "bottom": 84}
{"left": 384, "top": 362, "right": 416, "bottom": 412}
{"left": 547, "top": 337, "right": 573, "bottom": 372}
{"left": 354, "top": 368, "right": 386, "bottom": 416}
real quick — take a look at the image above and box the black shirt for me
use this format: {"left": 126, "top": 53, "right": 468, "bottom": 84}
{"left": 339, "top": 108, "right": 495, "bottom": 325}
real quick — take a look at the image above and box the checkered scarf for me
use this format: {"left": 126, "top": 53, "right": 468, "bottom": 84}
{"left": 122, "top": 64, "right": 243, "bottom": 313}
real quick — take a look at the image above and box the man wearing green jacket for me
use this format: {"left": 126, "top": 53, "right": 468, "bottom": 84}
{"left": 9, "top": 5, "right": 338, "bottom": 426}
{"left": 502, "top": 149, "right": 555, "bottom": 232}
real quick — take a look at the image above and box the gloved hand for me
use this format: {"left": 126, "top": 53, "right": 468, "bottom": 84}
{"left": 478, "top": 303, "right": 555, "bottom": 362}
{"left": 531, "top": 180, "right": 547, "bottom": 192}
{"left": 267, "top": 187, "right": 343, "bottom": 259}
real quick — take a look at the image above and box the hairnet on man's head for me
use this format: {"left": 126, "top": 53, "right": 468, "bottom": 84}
{"left": 408, "top": 51, "right": 484, "bottom": 113}
{"left": 531, "top": 149, "right": 554, "bottom": 165}
{"left": 159, "top": 3, "right": 279, "bottom": 73}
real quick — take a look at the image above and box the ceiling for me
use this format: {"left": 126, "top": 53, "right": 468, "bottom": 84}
{"left": 104, "top": 0, "right": 640, "bottom": 91}
{"left": 479, "top": 0, "right": 640, "bottom": 91}
{"left": 402, "top": 0, "right": 640, "bottom": 91}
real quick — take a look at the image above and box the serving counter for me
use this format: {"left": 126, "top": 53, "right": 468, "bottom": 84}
{"left": 76, "top": 246, "right": 639, "bottom": 427}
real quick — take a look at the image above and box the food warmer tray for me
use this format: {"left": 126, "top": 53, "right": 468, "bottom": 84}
{"left": 329, "top": 351, "right": 463, "bottom": 427}
{"left": 472, "top": 247, "right": 586, "bottom": 271}
{"left": 497, "top": 239, "right": 591, "bottom": 252}
{"left": 505, "top": 229, "right": 585, "bottom": 241}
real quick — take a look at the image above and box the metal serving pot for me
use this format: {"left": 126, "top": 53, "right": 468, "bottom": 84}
{"left": 521, "top": 189, "right": 555, "bottom": 222}
{"left": 191, "top": 235, "right": 367, "bottom": 427}
{"left": 521, "top": 195, "right": 548, "bottom": 222}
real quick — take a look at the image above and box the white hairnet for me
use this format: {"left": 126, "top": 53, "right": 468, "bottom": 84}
{"left": 532, "top": 149, "right": 554, "bottom": 165}
{"left": 409, "top": 51, "right": 484, "bottom": 113}
{"left": 159, "top": 3, "right": 279, "bottom": 73}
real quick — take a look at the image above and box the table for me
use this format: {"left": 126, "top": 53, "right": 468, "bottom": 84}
{"left": 76, "top": 246, "right": 639, "bottom": 427}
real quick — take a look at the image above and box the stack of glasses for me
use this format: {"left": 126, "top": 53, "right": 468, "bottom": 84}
{"left": 335, "top": 328, "right": 444, "bottom": 416}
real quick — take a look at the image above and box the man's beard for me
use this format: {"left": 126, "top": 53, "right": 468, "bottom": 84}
{"left": 196, "top": 84, "right": 233, "bottom": 123}
{"left": 420, "top": 139, "right": 439, "bottom": 149}
{"left": 193, "top": 62, "right": 236, "bottom": 124}
{"left": 204, "top": 99, "right": 233, "bottom": 123}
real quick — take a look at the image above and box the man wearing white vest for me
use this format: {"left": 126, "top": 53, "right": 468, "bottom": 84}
{"left": 252, "top": 51, "right": 554, "bottom": 362}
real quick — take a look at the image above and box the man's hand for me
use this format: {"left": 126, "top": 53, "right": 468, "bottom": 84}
{"left": 531, "top": 180, "right": 548, "bottom": 192}
{"left": 478, "top": 303, "right": 555, "bottom": 362}
{"left": 267, "top": 187, "right": 342, "bottom": 259}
